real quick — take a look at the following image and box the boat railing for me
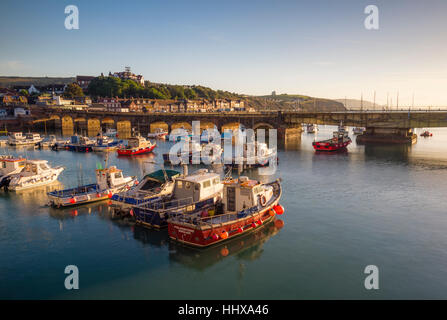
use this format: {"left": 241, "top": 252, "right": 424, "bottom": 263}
{"left": 138, "top": 196, "right": 194, "bottom": 212}
{"left": 169, "top": 210, "right": 241, "bottom": 227}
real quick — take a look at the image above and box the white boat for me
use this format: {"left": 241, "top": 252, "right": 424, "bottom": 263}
{"left": 47, "top": 165, "right": 136, "bottom": 207}
{"left": 105, "top": 128, "right": 117, "bottom": 137}
{"left": 8, "top": 132, "right": 43, "bottom": 146}
{"left": 306, "top": 124, "right": 318, "bottom": 133}
{"left": 110, "top": 169, "right": 180, "bottom": 215}
{"left": 7, "top": 160, "right": 64, "bottom": 191}
{"left": 147, "top": 128, "right": 168, "bottom": 139}
{"left": 38, "top": 135, "right": 70, "bottom": 148}
{"left": 92, "top": 135, "right": 121, "bottom": 152}
{"left": 0, "top": 155, "right": 26, "bottom": 189}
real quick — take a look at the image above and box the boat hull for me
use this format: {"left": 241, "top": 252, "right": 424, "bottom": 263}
{"left": 8, "top": 167, "right": 64, "bottom": 191}
{"left": 117, "top": 145, "right": 156, "bottom": 156}
{"left": 312, "top": 139, "right": 351, "bottom": 152}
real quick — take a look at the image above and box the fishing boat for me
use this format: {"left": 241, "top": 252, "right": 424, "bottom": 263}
{"left": 167, "top": 176, "right": 283, "bottom": 247}
{"left": 92, "top": 135, "right": 122, "bottom": 152}
{"left": 312, "top": 126, "right": 352, "bottom": 152}
{"left": 105, "top": 128, "right": 117, "bottom": 137}
{"left": 38, "top": 135, "right": 70, "bottom": 149}
{"left": 8, "top": 132, "right": 43, "bottom": 146}
{"left": 110, "top": 169, "right": 180, "bottom": 216}
{"left": 147, "top": 128, "right": 168, "bottom": 139}
{"left": 67, "top": 135, "right": 95, "bottom": 152}
{"left": 47, "top": 164, "right": 136, "bottom": 207}
{"left": 0, "top": 155, "right": 26, "bottom": 189}
{"left": 163, "top": 141, "right": 222, "bottom": 165}
{"left": 225, "top": 141, "right": 277, "bottom": 170}
{"left": 420, "top": 130, "right": 433, "bottom": 137}
{"left": 306, "top": 124, "right": 317, "bottom": 133}
{"left": 117, "top": 135, "right": 156, "bottom": 156}
{"left": 7, "top": 160, "right": 64, "bottom": 191}
{"left": 132, "top": 168, "right": 223, "bottom": 228}
{"left": 352, "top": 127, "right": 365, "bottom": 135}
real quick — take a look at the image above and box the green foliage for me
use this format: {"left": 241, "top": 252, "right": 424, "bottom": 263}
{"left": 64, "top": 83, "right": 84, "bottom": 98}
{"left": 87, "top": 76, "right": 240, "bottom": 100}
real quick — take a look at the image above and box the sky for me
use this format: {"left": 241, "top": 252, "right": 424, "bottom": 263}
{"left": 1, "top": 0, "right": 447, "bottom": 106}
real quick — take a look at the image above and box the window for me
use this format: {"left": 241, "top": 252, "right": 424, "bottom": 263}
{"left": 177, "top": 181, "right": 183, "bottom": 188}
{"left": 114, "top": 172, "right": 122, "bottom": 179}
{"left": 213, "top": 177, "right": 220, "bottom": 185}
{"left": 203, "top": 180, "right": 211, "bottom": 188}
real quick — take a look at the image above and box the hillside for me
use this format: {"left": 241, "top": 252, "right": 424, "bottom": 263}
{"left": 335, "top": 98, "right": 383, "bottom": 110}
{"left": 0, "top": 76, "right": 75, "bottom": 87}
{"left": 250, "top": 94, "right": 346, "bottom": 111}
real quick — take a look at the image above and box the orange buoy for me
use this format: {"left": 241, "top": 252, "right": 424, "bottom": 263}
{"left": 130, "top": 209, "right": 134, "bottom": 216}
{"left": 269, "top": 209, "right": 276, "bottom": 217}
{"left": 274, "top": 205, "right": 284, "bottom": 215}
{"left": 257, "top": 219, "right": 263, "bottom": 225}
{"left": 220, "top": 247, "right": 229, "bottom": 257}
{"left": 275, "top": 219, "right": 285, "bottom": 229}
{"left": 96, "top": 193, "right": 101, "bottom": 198}
{"left": 108, "top": 192, "right": 113, "bottom": 199}
{"left": 70, "top": 198, "right": 76, "bottom": 204}
{"left": 251, "top": 222, "right": 257, "bottom": 228}
{"left": 237, "top": 227, "right": 244, "bottom": 233}
{"left": 220, "top": 231, "right": 229, "bottom": 239}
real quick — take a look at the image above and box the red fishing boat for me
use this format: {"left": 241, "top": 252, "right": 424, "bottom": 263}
{"left": 117, "top": 135, "right": 156, "bottom": 156}
{"left": 420, "top": 130, "right": 433, "bottom": 137}
{"left": 312, "top": 125, "right": 352, "bottom": 152}
{"left": 167, "top": 177, "right": 283, "bottom": 247}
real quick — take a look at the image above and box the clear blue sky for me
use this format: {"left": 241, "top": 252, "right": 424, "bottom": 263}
{"left": 1, "top": 0, "right": 446, "bottom": 106}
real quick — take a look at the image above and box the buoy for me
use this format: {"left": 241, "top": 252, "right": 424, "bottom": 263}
{"left": 257, "top": 219, "right": 263, "bottom": 225}
{"left": 275, "top": 219, "right": 285, "bottom": 229}
{"left": 220, "top": 231, "right": 229, "bottom": 239}
{"left": 237, "top": 227, "right": 244, "bottom": 233}
{"left": 220, "top": 247, "right": 229, "bottom": 257}
{"left": 212, "top": 234, "right": 219, "bottom": 241}
{"left": 251, "top": 222, "right": 257, "bottom": 228}
{"left": 130, "top": 209, "right": 134, "bottom": 216}
{"left": 70, "top": 198, "right": 76, "bottom": 204}
{"left": 274, "top": 205, "right": 284, "bottom": 215}
{"left": 96, "top": 193, "right": 101, "bottom": 198}
{"left": 108, "top": 192, "right": 113, "bottom": 199}
{"left": 269, "top": 209, "right": 276, "bottom": 217}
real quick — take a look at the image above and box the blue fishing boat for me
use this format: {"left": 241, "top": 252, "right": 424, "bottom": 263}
{"left": 92, "top": 135, "right": 122, "bottom": 152}
{"left": 110, "top": 169, "right": 180, "bottom": 215}
{"left": 47, "top": 164, "right": 136, "bottom": 207}
{"left": 67, "top": 135, "right": 95, "bottom": 152}
{"left": 132, "top": 168, "right": 223, "bottom": 228}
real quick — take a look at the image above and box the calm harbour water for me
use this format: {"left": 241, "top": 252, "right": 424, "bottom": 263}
{"left": 2, "top": 126, "right": 447, "bottom": 299}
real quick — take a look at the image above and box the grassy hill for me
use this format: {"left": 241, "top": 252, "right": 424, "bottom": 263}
{"left": 0, "top": 76, "right": 75, "bottom": 87}
{"left": 249, "top": 94, "right": 346, "bottom": 111}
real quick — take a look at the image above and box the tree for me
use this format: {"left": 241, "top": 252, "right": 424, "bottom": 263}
{"left": 64, "top": 83, "right": 84, "bottom": 98}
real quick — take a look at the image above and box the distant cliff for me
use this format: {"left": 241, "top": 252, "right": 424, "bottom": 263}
{"left": 247, "top": 94, "right": 346, "bottom": 111}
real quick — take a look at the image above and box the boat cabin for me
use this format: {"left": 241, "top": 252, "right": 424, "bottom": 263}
{"left": 0, "top": 156, "right": 26, "bottom": 176}
{"left": 8, "top": 132, "right": 25, "bottom": 141}
{"left": 21, "top": 160, "right": 52, "bottom": 176}
{"left": 172, "top": 169, "right": 222, "bottom": 203}
{"left": 25, "top": 133, "right": 41, "bottom": 140}
{"left": 222, "top": 176, "right": 273, "bottom": 212}
{"left": 96, "top": 166, "right": 128, "bottom": 189}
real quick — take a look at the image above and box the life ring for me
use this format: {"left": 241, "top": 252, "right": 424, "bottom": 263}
{"left": 259, "top": 195, "right": 267, "bottom": 206}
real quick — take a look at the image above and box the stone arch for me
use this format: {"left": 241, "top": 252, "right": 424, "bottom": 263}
{"left": 102, "top": 118, "right": 115, "bottom": 125}
{"left": 171, "top": 122, "right": 192, "bottom": 131}
{"left": 199, "top": 121, "right": 218, "bottom": 132}
{"left": 88, "top": 118, "right": 101, "bottom": 136}
{"left": 150, "top": 121, "right": 169, "bottom": 133}
{"left": 253, "top": 122, "right": 275, "bottom": 130}
{"left": 50, "top": 115, "right": 60, "bottom": 120}
{"left": 62, "top": 115, "right": 74, "bottom": 136}
{"left": 221, "top": 122, "right": 241, "bottom": 132}
{"left": 117, "top": 120, "right": 132, "bottom": 139}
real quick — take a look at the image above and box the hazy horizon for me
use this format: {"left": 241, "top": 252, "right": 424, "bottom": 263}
{"left": 1, "top": 0, "right": 447, "bottom": 106}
